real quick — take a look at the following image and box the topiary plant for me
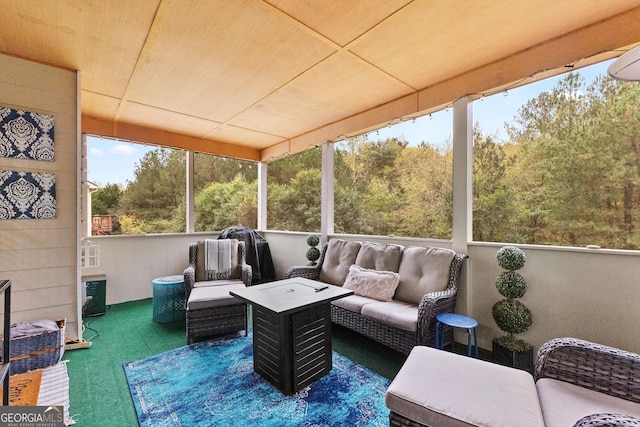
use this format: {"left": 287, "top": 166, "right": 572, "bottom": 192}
{"left": 305, "top": 234, "right": 321, "bottom": 266}
{"left": 492, "top": 246, "right": 532, "bottom": 352}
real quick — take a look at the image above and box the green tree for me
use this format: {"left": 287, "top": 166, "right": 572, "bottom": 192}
{"left": 472, "top": 129, "right": 519, "bottom": 242}
{"left": 268, "top": 169, "right": 321, "bottom": 232}
{"left": 195, "top": 174, "right": 257, "bottom": 231}
{"left": 91, "top": 183, "right": 122, "bottom": 215}
{"left": 119, "top": 149, "right": 186, "bottom": 233}
{"left": 395, "top": 143, "right": 452, "bottom": 239}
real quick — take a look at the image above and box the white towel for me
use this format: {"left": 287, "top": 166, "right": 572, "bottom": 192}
{"left": 204, "top": 239, "right": 232, "bottom": 280}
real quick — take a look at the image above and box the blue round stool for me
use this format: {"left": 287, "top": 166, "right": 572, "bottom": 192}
{"left": 152, "top": 275, "right": 186, "bottom": 322}
{"left": 435, "top": 313, "right": 479, "bottom": 358}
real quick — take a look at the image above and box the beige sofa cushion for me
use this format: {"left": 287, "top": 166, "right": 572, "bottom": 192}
{"left": 395, "top": 246, "right": 455, "bottom": 304}
{"left": 386, "top": 346, "right": 545, "bottom": 427}
{"left": 343, "top": 264, "right": 400, "bottom": 302}
{"left": 360, "top": 300, "right": 418, "bottom": 331}
{"left": 355, "top": 242, "right": 404, "bottom": 272}
{"left": 536, "top": 378, "right": 640, "bottom": 427}
{"left": 195, "top": 239, "right": 240, "bottom": 281}
{"left": 319, "top": 239, "right": 361, "bottom": 286}
{"left": 331, "top": 295, "right": 376, "bottom": 313}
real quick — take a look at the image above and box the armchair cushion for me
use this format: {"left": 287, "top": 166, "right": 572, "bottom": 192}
{"left": 536, "top": 378, "right": 640, "bottom": 427}
{"left": 195, "top": 240, "right": 239, "bottom": 281}
{"left": 386, "top": 346, "right": 544, "bottom": 427}
{"left": 318, "top": 239, "right": 361, "bottom": 286}
{"left": 193, "top": 279, "right": 245, "bottom": 289}
{"left": 354, "top": 242, "right": 403, "bottom": 272}
{"left": 186, "top": 283, "right": 246, "bottom": 311}
{"left": 395, "top": 246, "right": 455, "bottom": 305}
{"left": 343, "top": 264, "right": 400, "bottom": 302}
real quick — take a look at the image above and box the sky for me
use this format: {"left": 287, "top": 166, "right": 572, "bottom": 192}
{"left": 87, "top": 60, "right": 612, "bottom": 187}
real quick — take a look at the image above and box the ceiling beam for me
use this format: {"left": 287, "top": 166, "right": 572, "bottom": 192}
{"left": 82, "top": 115, "right": 261, "bottom": 161}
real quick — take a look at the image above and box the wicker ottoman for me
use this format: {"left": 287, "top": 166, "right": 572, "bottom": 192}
{"left": 186, "top": 284, "right": 248, "bottom": 344}
{"left": 385, "top": 346, "right": 545, "bottom": 427}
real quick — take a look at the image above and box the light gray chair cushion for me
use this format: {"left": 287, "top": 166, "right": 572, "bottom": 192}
{"left": 193, "top": 279, "right": 245, "bottom": 288}
{"left": 386, "top": 346, "right": 545, "bottom": 427}
{"left": 319, "top": 239, "right": 361, "bottom": 286}
{"left": 186, "top": 283, "right": 246, "bottom": 311}
{"left": 395, "top": 246, "right": 455, "bottom": 304}
{"left": 536, "top": 378, "right": 640, "bottom": 427}
{"left": 355, "top": 241, "right": 404, "bottom": 272}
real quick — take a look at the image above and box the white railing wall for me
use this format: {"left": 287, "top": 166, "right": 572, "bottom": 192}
{"left": 81, "top": 231, "right": 640, "bottom": 355}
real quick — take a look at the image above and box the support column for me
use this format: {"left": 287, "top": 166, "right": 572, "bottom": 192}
{"left": 452, "top": 97, "right": 473, "bottom": 253}
{"left": 451, "top": 97, "right": 473, "bottom": 318}
{"left": 257, "top": 162, "right": 268, "bottom": 231}
{"left": 320, "top": 143, "right": 334, "bottom": 245}
{"left": 186, "top": 151, "right": 194, "bottom": 233}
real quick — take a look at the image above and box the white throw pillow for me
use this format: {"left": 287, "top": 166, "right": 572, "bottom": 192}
{"left": 343, "top": 264, "right": 400, "bottom": 302}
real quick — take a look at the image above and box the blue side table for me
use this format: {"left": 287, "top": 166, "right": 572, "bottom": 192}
{"left": 435, "top": 313, "right": 479, "bottom": 358}
{"left": 152, "top": 275, "right": 186, "bottom": 322}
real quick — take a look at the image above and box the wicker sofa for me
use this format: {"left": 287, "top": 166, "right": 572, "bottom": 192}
{"left": 285, "top": 239, "right": 467, "bottom": 354}
{"left": 386, "top": 337, "right": 640, "bottom": 427}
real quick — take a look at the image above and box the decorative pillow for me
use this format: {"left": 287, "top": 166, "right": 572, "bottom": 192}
{"left": 343, "top": 264, "right": 400, "bottom": 302}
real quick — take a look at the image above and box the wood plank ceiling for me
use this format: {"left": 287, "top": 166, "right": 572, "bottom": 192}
{"left": 1, "top": 0, "right": 640, "bottom": 161}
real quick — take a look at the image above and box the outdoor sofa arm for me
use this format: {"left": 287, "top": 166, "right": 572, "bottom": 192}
{"left": 284, "top": 243, "right": 328, "bottom": 280}
{"left": 572, "top": 413, "right": 640, "bottom": 427}
{"left": 535, "top": 337, "right": 640, "bottom": 404}
{"left": 416, "top": 252, "right": 468, "bottom": 346}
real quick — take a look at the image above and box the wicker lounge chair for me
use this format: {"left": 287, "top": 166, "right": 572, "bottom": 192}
{"left": 183, "top": 240, "right": 252, "bottom": 343}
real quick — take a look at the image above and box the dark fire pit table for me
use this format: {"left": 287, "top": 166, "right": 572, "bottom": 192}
{"left": 230, "top": 278, "right": 353, "bottom": 395}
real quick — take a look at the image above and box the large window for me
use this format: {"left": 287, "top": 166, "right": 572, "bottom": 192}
{"left": 88, "top": 137, "right": 258, "bottom": 234}
{"left": 335, "top": 110, "right": 453, "bottom": 238}
{"left": 193, "top": 153, "right": 257, "bottom": 232}
{"left": 473, "top": 60, "right": 640, "bottom": 249}
{"left": 88, "top": 137, "right": 186, "bottom": 234}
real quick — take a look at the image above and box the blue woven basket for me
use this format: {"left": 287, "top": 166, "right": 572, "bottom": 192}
{"left": 1, "top": 319, "right": 65, "bottom": 375}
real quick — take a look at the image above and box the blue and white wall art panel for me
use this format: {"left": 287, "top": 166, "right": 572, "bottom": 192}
{"left": 0, "top": 171, "right": 56, "bottom": 219}
{"left": 0, "top": 106, "right": 55, "bottom": 161}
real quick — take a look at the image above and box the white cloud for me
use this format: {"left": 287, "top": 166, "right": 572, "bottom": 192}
{"left": 90, "top": 148, "right": 104, "bottom": 156}
{"left": 111, "top": 144, "right": 137, "bottom": 155}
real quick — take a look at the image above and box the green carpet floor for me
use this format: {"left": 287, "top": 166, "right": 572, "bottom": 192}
{"left": 63, "top": 299, "right": 409, "bottom": 426}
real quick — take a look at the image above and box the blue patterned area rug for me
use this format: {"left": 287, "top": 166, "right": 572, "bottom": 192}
{"left": 123, "top": 335, "right": 391, "bottom": 426}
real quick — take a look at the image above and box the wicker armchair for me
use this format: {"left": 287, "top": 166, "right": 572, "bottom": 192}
{"left": 535, "top": 337, "right": 640, "bottom": 427}
{"left": 183, "top": 240, "right": 253, "bottom": 343}
{"left": 184, "top": 240, "right": 252, "bottom": 297}
{"left": 285, "top": 243, "right": 468, "bottom": 354}
{"left": 535, "top": 338, "right": 640, "bottom": 402}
